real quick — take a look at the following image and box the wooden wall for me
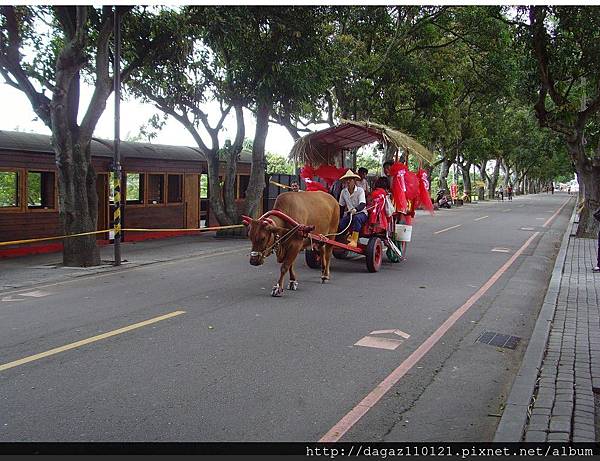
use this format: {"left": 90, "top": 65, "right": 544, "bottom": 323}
{"left": 0, "top": 148, "right": 255, "bottom": 245}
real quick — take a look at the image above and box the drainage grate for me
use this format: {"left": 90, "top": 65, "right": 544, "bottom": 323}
{"left": 476, "top": 331, "right": 521, "bottom": 350}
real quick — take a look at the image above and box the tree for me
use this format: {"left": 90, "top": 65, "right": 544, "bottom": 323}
{"left": 266, "top": 153, "right": 294, "bottom": 175}
{"left": 356, "top": 149, "right": 382, "bottom": 173}
{"left": 514, "top": 6, "right": 600, "bottom": 236}
{"left": 0, "top": 6, "right": 153, "bottom": 265}
{"left": 127, "top": 6, "right": 331, "bottom": 223}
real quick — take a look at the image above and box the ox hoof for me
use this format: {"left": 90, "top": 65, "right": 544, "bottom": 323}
{"left": 321, "top": 277, "right": 329, "bottom": 284}
{"left": 271, "top": 286, "right": 284, "bottom": 297}
{"left": 287, "top": 280, "right": 299, "bottom": 291}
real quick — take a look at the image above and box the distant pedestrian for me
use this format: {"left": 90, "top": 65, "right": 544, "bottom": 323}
{"left": 290, "top": 181, "right": 300, "bottom": 192}
{"left": 507, "top": 185, "right": 513, "bottom": 201}
{"left": 498, "top": 186, "right": 504, "bottom": 201}
{"left": 594, "top": 206, "right": 600, "bottom": 272}
{"left": 568, "top": 186, "right": 571, "bottom": 195}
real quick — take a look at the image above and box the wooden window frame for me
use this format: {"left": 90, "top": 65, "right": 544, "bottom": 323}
{"left": 124, "top": 171, "right": 145, "bottom": 207}
{"left": 147, "top": 172, "right": 166, "bottom": 206}
{"left": 167, "top": 173, "right": 184, "bottom": 205}
{"left": 237, "top": 174, "right": 250, "bottom": 200}
{"left": 26, "top": 168, "right": 58, "bottom": 213}
{"left": 0, "top": 168, "right": 24, "bottom": 213}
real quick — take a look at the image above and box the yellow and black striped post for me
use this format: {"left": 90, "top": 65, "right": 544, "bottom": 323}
{"left": 113, "top": 7, "right": 122, "bottom": 266}
{"left": 113, "top": 173, "right": 122, "bottom": 265}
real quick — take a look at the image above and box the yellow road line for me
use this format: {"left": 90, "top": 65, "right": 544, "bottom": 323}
{"left": 0, "top": 310, "right": 185, "bottom": 372}
{"left": 434, "top": 224, "right": 462, "bottom": 234}
{"left": 474, "top": 216, "right": 489, "bottom": 221}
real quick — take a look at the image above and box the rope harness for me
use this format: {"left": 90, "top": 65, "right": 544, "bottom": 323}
{"left": 251, "top": 201, "right": 381, "bottom": 261}
{"left": 257, "top": 224, "right": 302, "bottom": 260}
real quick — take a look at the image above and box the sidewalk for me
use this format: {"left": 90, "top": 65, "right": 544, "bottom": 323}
{"left": 0, "top": 233, "right": 247, "bottom": 292}
{"left": 495, "top": 208, "right": 599, "bottom": 442}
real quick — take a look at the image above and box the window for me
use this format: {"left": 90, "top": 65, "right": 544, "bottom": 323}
{"left": 109, "top": 172, "right": 116, "bottom": 203}
{"left": 0, "top": 171, "right": 19, "bottom": 208}
{"left": 200, "top": 174, "right": 208, "bottom": 199}
{"left": 27, "top": 171, "right": 55, "bottom": 209}
{"left": 148, "top": 174, "right": 164, "bottom": 204}
{"left": 238, "top": 175, "right": 250, "bottom": 199}
{"left": 167, "top": 174, "right": 183, "bottom": 203}
{"left": 126, "top": 173, "right": 144, "bottom": 204}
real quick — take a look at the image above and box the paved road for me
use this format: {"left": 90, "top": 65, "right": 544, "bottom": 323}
{"left": 0, "top": 193, "right": 573, "bottom": 441}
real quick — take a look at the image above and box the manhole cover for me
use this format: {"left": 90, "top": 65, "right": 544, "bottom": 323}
{"left": 475, "top": 331, "right": 521, "bottom": 350}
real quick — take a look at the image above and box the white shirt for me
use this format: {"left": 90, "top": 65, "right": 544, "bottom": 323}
{"left": 339, "top": 186, "right": 367, "bottom": 215}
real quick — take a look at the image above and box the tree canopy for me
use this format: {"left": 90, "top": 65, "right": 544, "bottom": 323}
{"left": 3, "top": 5, "right": 596, "bottom": 246}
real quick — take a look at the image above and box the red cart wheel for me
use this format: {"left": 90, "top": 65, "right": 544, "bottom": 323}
{"left": 305, "top": 249, "right": 321, "bottom": 269}
{"left": 366, "top": 237, "right": 383, "bottom": 272}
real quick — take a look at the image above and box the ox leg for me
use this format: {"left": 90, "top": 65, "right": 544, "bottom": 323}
{"left": 320, "top": 244, "right": 333, "bottom": 283}
{"left": 273, "top": 242, "right": 301, "bottom": 297}
{"left": 287, "top": 263, "right": 299, "bottom": 291}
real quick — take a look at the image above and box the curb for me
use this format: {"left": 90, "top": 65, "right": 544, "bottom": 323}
{"left": 494, "top": 198, "right": 576, "bottom": 441}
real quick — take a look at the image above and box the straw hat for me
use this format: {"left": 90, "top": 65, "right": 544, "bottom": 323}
{"left": 339, "top": 169, "right": 361, "bottom": 181}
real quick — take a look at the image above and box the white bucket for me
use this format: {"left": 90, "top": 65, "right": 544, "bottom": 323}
{"left": 395, "top": 224, "right": 413, "bottom": 242}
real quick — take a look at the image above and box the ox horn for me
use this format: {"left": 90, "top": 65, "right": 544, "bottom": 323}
{"left": 241, "top": 215, "right": 252, "bottom": 226}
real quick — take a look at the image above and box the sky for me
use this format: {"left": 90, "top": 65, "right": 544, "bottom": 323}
{"left": 0, "top": 81, "right": 298, "bottom": 157}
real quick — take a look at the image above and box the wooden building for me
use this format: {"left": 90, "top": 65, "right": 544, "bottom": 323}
{"left": 0, "top": 130, "right": 253, "bottom": 257}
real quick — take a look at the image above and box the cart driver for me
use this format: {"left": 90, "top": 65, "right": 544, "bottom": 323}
{"left": 338, "top": 170, "right": 368, "bottom": 248}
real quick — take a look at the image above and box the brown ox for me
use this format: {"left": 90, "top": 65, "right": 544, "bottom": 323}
{"left": 243, "top": 191, "right": 340, "bottom": 297}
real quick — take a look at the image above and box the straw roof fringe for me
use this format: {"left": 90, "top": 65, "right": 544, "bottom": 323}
{"left": 288, "top": 120, "right": 435, "bottom": 166}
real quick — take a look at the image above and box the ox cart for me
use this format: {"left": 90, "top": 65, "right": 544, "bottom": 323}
{"left": 285, "top": 120, "right": 435, "bottom": 273}
{"left": 244, "top": 120, "right": 435, "bottom": 297}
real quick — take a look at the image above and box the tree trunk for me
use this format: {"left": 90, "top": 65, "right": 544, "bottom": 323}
{"left": 567, "top": 140, "right": 600, "bottom": 237}
{"left": 503, "top": 163, "right": 511, "bottom": 187}
{"left": 479, "top": 160, "right": 489, "bottom": 191}
{"left": 244, "top": 102, "right": 269, "bottom": 217}
{"left": 488, "top": 159, "right": 501, "bottom": 199}
{"left": 53, "top": 133, "right": 100, "bottom": 267}
{"left": 205, "top": 152, "right": 234, "bottom": 225}
{"left": 223, "top": 105, "right": 244, "bottom": 220}
{"left": 462, "top": 161, "right": 472, "bottom": 199}
{"left": 383, "top": 143, "right": 397, "bottom": 163}
{"left": 222, "top": 144, "right": 238, "bottom": 221}
{"left": 438, "top": 156, "right": 451, "bottom": 192}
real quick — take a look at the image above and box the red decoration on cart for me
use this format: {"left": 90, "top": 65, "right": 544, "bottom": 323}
{"left": 314, "top": 165, "right": 348, "bottom": 187}
{"left": 389, "top": 162, "right": 409, "bottom": 212}
{"left": 417, "top": 169, "right": 434, "bottom": 214}
{"left": 300, "top": 163, "right": 347, "bottom": 192}
{"left": 369, "top": 188, "right": 391, "bottom": 231}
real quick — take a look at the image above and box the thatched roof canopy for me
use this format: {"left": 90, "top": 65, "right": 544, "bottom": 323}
{"left": 289, "top": 120, "right": 435, "bottom": 166}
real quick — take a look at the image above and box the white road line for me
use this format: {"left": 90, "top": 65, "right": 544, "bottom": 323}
{"left": 354, "top": 337, "right": 404, "bottom": 350}
{"left": 20, "top": 290, "right": 51, "bottom": 298}
{"left": 434, "top": 224, "right": 461, "bottom": 234}
{"left": 474, "top": 216, "right": 489, "bottom": 221}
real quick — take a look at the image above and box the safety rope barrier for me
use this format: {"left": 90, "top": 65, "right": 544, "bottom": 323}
{"left": 0, "top": 224, "right": 244, "bottom": 247}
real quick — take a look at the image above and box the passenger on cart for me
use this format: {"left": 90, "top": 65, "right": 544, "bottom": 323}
{"left": 368, "top": 176, "right": 395, "bottom": 232}
{"left": 357, "top": 167, "right": 370, "bottom": 194}
{"left": 338, "top": 170, "right": 368, "bottom": 248}
{"left": 382, "top": 160, "right": 394, "bottom": 183}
